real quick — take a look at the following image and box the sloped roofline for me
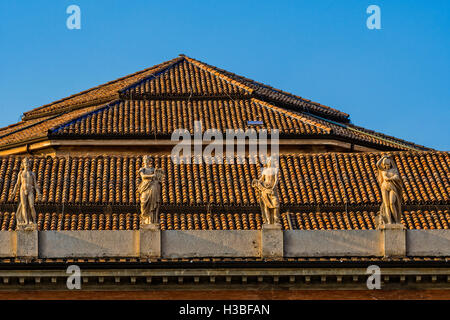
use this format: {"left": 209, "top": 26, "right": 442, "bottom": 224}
{"left": 0, "top": 54, "right": 432, "bottom": 151}
{"left": 20, "top": 54, "right": 349, "bottom": 122}
{"left": 181, "top": 55, "right": 350, "bottom": 122}
{"left": 21, "top": 56, "right": 184, "bottom": 121}
{"left": 45, "top": 97, "right": 428, "bottom": 151}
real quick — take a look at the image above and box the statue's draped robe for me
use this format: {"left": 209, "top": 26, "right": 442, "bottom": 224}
{"left": 138, "top": 168, "right": 161, "bottom": 220}
{"left": 378, "top": 166, "right": 403, "bottom": 223}
{"left": 258, "top": 167, "right": 279, "bottom": 210}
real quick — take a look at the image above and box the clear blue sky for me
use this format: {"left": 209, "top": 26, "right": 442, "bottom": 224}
{"left": 0, "top": 0, "right": 448, "bottom": 150}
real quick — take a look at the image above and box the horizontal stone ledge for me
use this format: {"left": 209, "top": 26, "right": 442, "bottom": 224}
{"left": 1, "top": 267, "right": 449, "bottom": 278}
{"left": 161, "top": 230, "right": 260, "bottom": 258}
{"left": 0, "top": 229, "right": 449, "bottom": 259}
{"left": 284, "top": 230, "right": 383, "bottom": 257}
{"left": 39, "top": 231, "right": 139, "bottom": 258}
{"left": 406, "top": 230, "right": 450, "bottom": 256}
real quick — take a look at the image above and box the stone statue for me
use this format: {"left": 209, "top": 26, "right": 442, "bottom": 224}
{"left": 252, "top": 157, "right": 281, "bottom": 226}
{"left": 376, "top": 154, "right": 403, "bottom": 226}
{"left": 12, "top": 158, "right": 41, "bottom": 231}
{"left": 138, "top": 155, "right": 164, "bottom": 228}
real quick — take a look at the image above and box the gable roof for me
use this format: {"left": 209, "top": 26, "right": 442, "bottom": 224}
{"left": 0, "top": 55, "right": 431, "bottom": 151}
{"left": 20, "top": 54, "right": 345, "bottom": 122}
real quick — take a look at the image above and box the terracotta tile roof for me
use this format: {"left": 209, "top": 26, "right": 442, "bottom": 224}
{"left": 47, "top": 98, "right": 428, "bottom": 151}
{"left": 49, "top": 99, "right": 329, "bottom": 137}
{"left": 0, "top": 211, "right": 139, "bottom": 231}
{"left": 21, "top": 54, "right": 346, "bottom": 123}
{"left": 21, "top": 56, "right": 183, "bottom": 120}
{"left": 182, "top": 55, "right": 350, "bottom": 122}
{"left": 286, "top": 209, "right": 450, "bottom": 230}
{"left": 121, "top": 58, "right": 252, "bottom": 98}
{"left": 121, "top": 55, "right": 348, "bottom": 121}
{"left": 161, "top": 210, "right": 450, "bottom": 230}
{"left": 0, "top": 152, "right": 447, "bottom": 207}
{"left": 0, "top": 117, "right": 51, "bottom": 137}
{"left": 0, "top": 209, "right": 447, "bottom": 231}
{"left": 160, "top": 212, "right": 264, "bottom": 230}
{"left": 0, "top": 104, "right": 106, "bottom": 148}
{"left": 0, "top": 55, "right": 431, "bottom": 151}
{"left": 345, "top": 123, "right": 430, "bottom": 152}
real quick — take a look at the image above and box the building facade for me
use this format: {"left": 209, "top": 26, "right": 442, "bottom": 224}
{"left": 0, "top": 55, "right": 448, "bottom": 299}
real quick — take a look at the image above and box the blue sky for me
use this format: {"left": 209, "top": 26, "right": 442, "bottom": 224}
{"left": 0, "top": 0, "right": 448, "bottom": 150}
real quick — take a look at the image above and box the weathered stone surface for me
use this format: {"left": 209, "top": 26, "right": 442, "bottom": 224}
{"left": 138, "top": 155, "right": 164, "bottom": 227}
{"left": 376, "top": 155, "right": 403, "bottom": 226}
{"left": 0, "top": 231, "right": 15, "bottom": 257}
{"left": 161, "top": 230, "right": 259, "bottom": 258}
{"left": 3, "top": 229, "right": 447, "bottom": 260}
{"left": 284, "top": 230, "right": 382, "bottom": 257}
{"left": 16, "top": 229, "right": 38, "bottom": 258}
{"left": 380, "top": 224, "right": 406, "bottom": 257}
{"left": 39, "top": 231, "right": 138, "bottom": 258}
{"left": 252, "top": 156, "right": 280, "bottom": 225}
{"left": 140, "top": 228, "right": 161, "bottom": 258}
{"left": 261, "top": 224, "right": 283, "bottom": 258}
{"left": 406, "top": 230, "right": 450, "bottom": 256}
{"left": 12, "top": 158, "right": 42, "bottom": 228}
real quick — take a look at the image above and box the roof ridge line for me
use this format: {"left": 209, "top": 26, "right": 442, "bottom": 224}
{"left": 48, "top": 100, "right": 119, "bottom": 135}
{"left": 347, "top": 123, "right": 430, "bottom": 151}
{"left": 23, "top": 56, "right": 184, "bottom": 120}
{"left": 0, "top": 120, "right": 33, "bottom": 134}
{"left": 0, "top": 115, "right": 58, "bottom": 140}
{"left": 252, "top": 98, "right": 331, "bottom": 134}
{"left": 184, "top": 56, "right": 255, "bottom": 94}
{"left": 118, "top": 57, "right": 185, "bottom": 94}
{"left": 182, "top": 55, "right": 348, "bottom": 120}
{"left": 302, "top": 112, "right": 425, "bottom": 151}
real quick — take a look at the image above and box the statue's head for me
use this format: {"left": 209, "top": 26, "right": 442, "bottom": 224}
{"left": 264, "top": 155, "right": 278, "bottom": 168}
{"left": 380, "top": 155, "right": 395, "bottom": 170}
{"left": 143, "top": 155, "right": 152, "bottom": 168}
{"left": 21, "top": 158, "right": 30, "bottom": 171}
{"left": 265, "top": 157, "right": 272, "bottom": 168}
